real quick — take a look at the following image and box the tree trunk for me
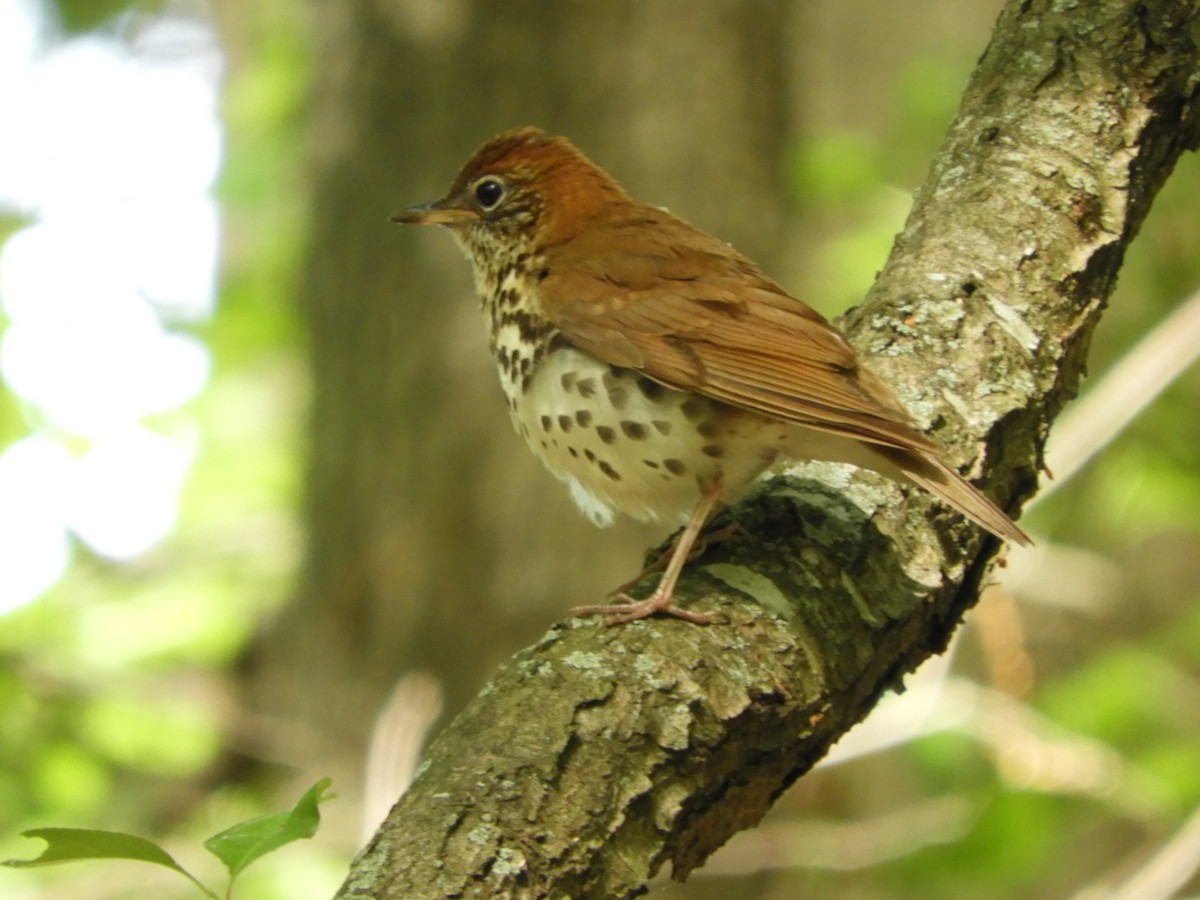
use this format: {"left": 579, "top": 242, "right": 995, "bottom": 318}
{"left": 336, "top": 0, "right": 1200, "bottom": 896}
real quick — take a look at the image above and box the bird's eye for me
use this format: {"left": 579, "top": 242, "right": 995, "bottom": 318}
{"left": 473, "top": 177, "right": 505, "bottom": 209}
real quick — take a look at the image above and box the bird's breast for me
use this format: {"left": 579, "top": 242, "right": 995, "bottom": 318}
{"left": 478, "top": 269, "right": 797, "bottom": 528}
{"left": 502, "top": 344, "right": 787, "bottom": 528}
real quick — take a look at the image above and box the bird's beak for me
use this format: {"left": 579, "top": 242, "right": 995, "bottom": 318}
{"left": 391, "top": 199, "right": 474, "bottom": 227}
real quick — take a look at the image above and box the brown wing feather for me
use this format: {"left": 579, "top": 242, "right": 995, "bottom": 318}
{"left": 540, "top": 210, "right": 937, "bottom": 455}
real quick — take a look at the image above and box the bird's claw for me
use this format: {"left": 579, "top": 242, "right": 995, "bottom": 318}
{"left": 569, "top": 593, "right": 727, "bottom": 626}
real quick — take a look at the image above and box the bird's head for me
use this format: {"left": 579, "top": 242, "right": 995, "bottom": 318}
{"left": 392, "top": 127, "right": 631, "bottom": 261}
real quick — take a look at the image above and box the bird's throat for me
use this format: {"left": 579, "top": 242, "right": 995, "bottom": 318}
{"left": 475, "top": 246, "right": 562, "bottom": 405}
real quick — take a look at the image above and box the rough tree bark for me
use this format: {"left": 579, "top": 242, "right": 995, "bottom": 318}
{"left": 338, "top": 0, "right": 1200, "bottom": 897}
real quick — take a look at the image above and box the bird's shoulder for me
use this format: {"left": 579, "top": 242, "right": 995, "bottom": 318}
{"left": 537, "top": 205, "right": 857, "bottom": 376}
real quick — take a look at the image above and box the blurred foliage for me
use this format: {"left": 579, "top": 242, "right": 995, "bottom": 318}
{"left": 787, "top": 55, "right": 982, "bottom": 316}
{"left": 0, "top": 213, "right": 31, "bottom": 449}
{"left": 0, "top": 0, "right": 333, "bottom": 897}
{"left": 1, "top": 8, "right": 1197, "bottom": 900}
{"left": 51, "top": 0, "right": 164, "bottom": 34}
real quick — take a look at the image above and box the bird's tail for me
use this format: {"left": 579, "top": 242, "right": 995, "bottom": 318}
{"left": 869, "top": 445, "right": 1031, "bottom": 546}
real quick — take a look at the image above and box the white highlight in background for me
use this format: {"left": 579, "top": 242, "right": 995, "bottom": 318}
{"left": 0, "top": 4, "right": 222, "bottom": 611}
{"left": 0, "top": 437, "right": 72, "bottom": 614}
{"left": 66, "top": 426, "right": 197, "bottom": 561}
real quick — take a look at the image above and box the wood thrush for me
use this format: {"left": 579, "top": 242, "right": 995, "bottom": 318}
{"left": 393, "top": 127, "right": 1029, "bottom": 625}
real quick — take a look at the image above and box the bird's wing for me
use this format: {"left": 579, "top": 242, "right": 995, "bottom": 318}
{"left": 540, "top": 215, "right": 938, "bottom": 454}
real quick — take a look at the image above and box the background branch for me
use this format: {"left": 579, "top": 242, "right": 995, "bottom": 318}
{"left": 338, "top": 1, "right": 1200, "bottom": 897}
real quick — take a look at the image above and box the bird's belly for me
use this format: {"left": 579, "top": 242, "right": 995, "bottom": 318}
{"left": 506, "top": 348, "right": 783, "bottom": 527}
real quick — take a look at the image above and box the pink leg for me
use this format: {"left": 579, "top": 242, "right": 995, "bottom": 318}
{"left": 607, "top": 521, "right": 745, "bottom": 598}
{"left": 569, "top": 477, "right": 728, "bottom": 626}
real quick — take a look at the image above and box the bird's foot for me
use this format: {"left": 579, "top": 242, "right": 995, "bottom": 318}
{"left": 573, "top": 477, "right": 729, "bottom": 626}
{"left": 569, "top": 591, "right": 726, "bottom": 626}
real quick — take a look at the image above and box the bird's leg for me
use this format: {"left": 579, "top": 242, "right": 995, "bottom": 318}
{"left": 570, "top": 477, "right": 727, "bottom": 626}
{"left": 607, "top": 520, "right": 744, "bottom": 598}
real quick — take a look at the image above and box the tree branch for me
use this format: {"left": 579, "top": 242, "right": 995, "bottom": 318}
{"left": 337, "top": 1, "right": 1200, "bottom": 897}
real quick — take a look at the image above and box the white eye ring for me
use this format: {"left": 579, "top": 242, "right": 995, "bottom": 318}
{"left": 473, "top": 177, "right": 505, "bottom": 209}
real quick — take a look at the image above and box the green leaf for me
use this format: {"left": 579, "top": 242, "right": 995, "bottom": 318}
{"left": 3, "top": 828, "right": 216, "bottom": 897}
{"left": 203, "top": 778, "right": 333, "bottom": 881}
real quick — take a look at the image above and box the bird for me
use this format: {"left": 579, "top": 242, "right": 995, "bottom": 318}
{"left": 392, "top": 127, "right": 1029, "bottom": 625}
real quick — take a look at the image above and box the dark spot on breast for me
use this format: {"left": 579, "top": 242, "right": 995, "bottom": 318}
{"left": 637, "top": 377, "right": 665, "bottom": 400}
{"left": 602, "top": 372, "right": 628, "bottom": 409}
{"left": 560, "top": 371, "right": 576, "bottom": 391}
{"left": 537, "top": 268, "right": 550, "bottom": 281}
{"left": 568, "top": 447, "right": 578, "bottom": 458}
{"left": 596, "top": 426, "right": 616, "bottom": 445}
{"left": 701, "top": 444, "right": 724, "bottom": 458}
{"left": 584, "top": 449, "right": 596, "bottom": 462}
{"left": 663, "top": 458, "right": 687, "bottom": 476}
{"left": 598, "top": 460, "right": 621, "bottom": 481}
{"left": 540, "top": 415, "right": 552, "bottom": 432}
{"left": 643, "top": 460, "right": 660, "bottom": 469}
{"left": 620, "top": 421, "right": 647, "bottom": 440}
{"left": 506, "top": 310, "right": 553, "bottom": 344}
{"left": 680, "top": 398, "right": 705, "bottom": 420}
{"left": 575, "top": 410, "right": 593, "bottom": 428}
{"left": 557, "top": 415, "right": 573, "bottom": 432}
{"left": 651, "top": 420, "right": 672, "bottom": 435}
{"left": 696, "top": 421, "right": 719, "bottom": 439}
{"left": 576, "top": 377, "right": 597, "bottom": 398}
